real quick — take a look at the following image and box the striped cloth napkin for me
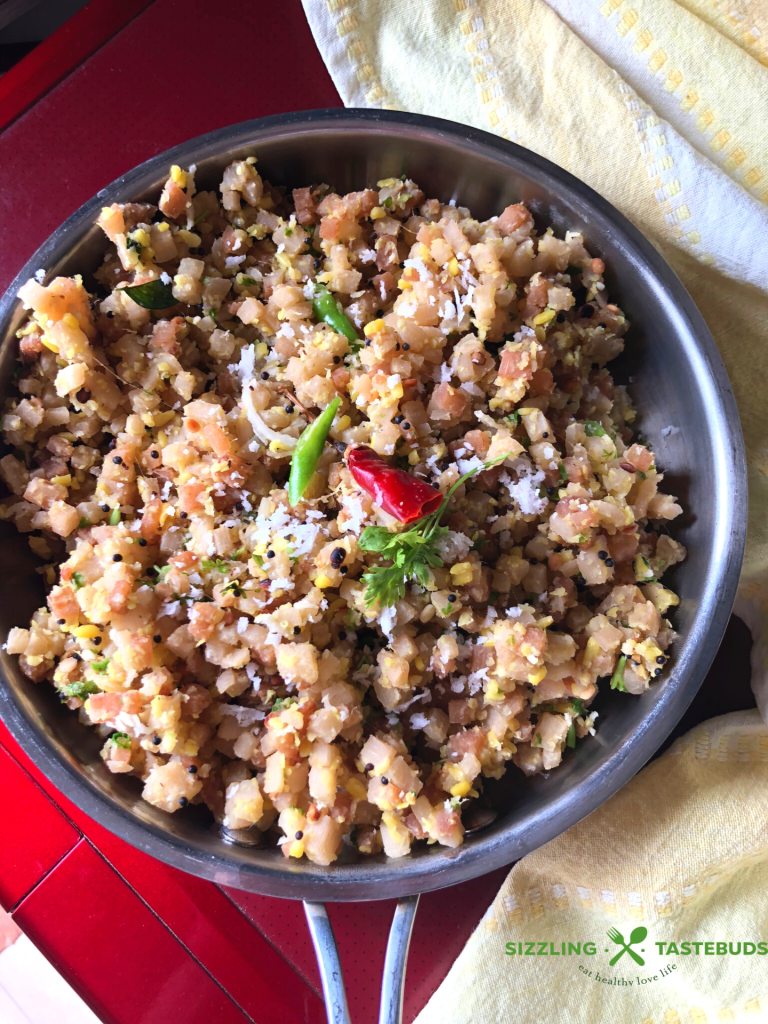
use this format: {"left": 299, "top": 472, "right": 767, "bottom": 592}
{"left": 302, "top": 0, "right": 768, "bottom": 1018}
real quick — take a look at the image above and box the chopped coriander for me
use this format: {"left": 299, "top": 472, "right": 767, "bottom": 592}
{"left": 201, "top": 557, "right": 230, "bottom": 573}
{"left": 71, "top": 572, "right": 85, "bottom": 590}
{"left": 272, "top": 697, "right": 297, "bottom": 712}
{"left": 584, "top": 421, "right": 606, "bottom": 437}
{"left": 558, "top": 462, "right": 568, "bottom": 485}
{"left": 193, "top": 209, "right": 209, "bottom": 225}
{"left": 566, "top": 264, "right": 581, "bottom": 276}
{"left": 140, "top": 564, "right": 171, "bottom": 589}
{"left": 60, "top": 679, "right": 99, "bottom": 700}
{"left": 637, "top": 470, "right": 647, "bottom": 480}
{"left": 531, "top": 732, "right": 542, "bottom": 748}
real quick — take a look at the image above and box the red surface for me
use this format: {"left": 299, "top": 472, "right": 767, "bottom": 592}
{"left": 226, "top": 870, "right": 509, "bottom": 1024}
{"left": 0, "top": 0, "right": 342, "bottom": 294}
{"left": 0, "top": 741, "right": 80, "bottom": 910}
{"left": 0, "top": 3, "right": 505, "bottom": 1022}
{"left": 12, "top": 840, "right": 253, "bottom": 1024}
{"left": 0, "top": 0, "right": 155, "bottom": 132}
{"left": 84, "top": 827, "right": 325, "bottom": 1024}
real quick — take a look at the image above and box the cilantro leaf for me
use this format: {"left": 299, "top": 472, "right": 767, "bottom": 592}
{"left": 357, "top": 526, "right": 403, "bottom": 554}
{"left": 358, "top": 454, "right": 505, "bottom": 608}
{"left": 584, "top": 421, "right": 606, "bottom": 437}
{"left": 71, "top": 572, "right": 85, "bottom": 590}
{"left": 60, "top": 679, "right": 99, "bottom": 700}
{"left": 201, "top": 557, "right": 230, "bottom": 573}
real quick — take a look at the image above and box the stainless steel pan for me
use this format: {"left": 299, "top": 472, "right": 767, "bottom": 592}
{"left": 0, "top": 110, "right": 746, "bottom": 1024}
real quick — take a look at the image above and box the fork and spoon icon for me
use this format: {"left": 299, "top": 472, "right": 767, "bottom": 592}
{"left": 606, "top": 926, "right": 647, "bottom": 966}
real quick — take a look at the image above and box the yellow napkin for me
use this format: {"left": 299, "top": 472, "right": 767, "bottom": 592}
{"left": 300, "top": 0, "right": 768, "bottom": 1017}
{"left": 302, "top": 0, "right": 768, "bottom": 716}
{"left": 414, "top": 710, "right": 768, "bottom": 1023}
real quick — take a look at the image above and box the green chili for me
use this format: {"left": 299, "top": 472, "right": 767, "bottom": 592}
{"left": 566, "top": 722, "right": 576, "bottom": 748}
{"left": 610, "top": 654, "right": 627, "bottom": 692}
{"left": 109, "top": 508, "right": 121, "bottom": 526}
{"left": 312, "top": 284, "right": 361, "bottom": 350}
{"left": 288, "top": 396, "right": 341, "bottom": 506}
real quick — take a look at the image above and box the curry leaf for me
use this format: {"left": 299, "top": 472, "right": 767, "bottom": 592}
{"left": 123, "top": 279, "right": 176, "bottom": 310}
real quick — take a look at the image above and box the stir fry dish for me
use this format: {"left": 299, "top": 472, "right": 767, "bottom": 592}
{"left": 1, "top": 159, "right": 686, "bottom": 864}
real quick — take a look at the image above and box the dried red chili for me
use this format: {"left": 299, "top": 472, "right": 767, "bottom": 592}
{"left": 346, "top": 446, "right": 442, "bottom": 524}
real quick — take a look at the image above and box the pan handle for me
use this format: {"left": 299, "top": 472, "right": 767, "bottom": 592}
{"left": 304, "top": 901, "right": 351, "bottom": 1024}
{"left": 303, "top": 894, "right": 421, "bottom": 1024}
{"left": 378, "top": 893, "right": 420, "bottom": 1024}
